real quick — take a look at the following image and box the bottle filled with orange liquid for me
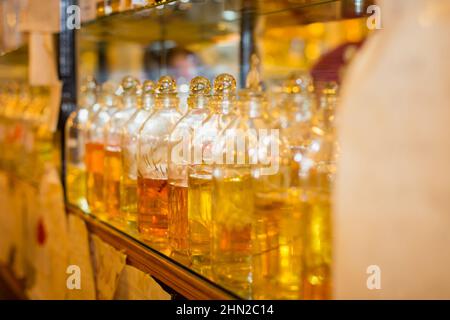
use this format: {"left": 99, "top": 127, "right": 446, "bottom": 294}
{"left": 86, "top": 82, "right": 119, "bottom": 218}
{"left": 137, "top": 76, "right": 183, "bottom": 243}
{"left": 103, "top": 76, "right": 140, "bottom": 224}
{"left": 168, "top": 76, "right": 212, "bottom": 256}
{"left": 187, "top": 74, "right": 238, "bottom": 272}
{"left": 65, "top": 77, "right": 98, "bottom": 212}
{"left": 121, "top": 80, "right": 156, "bottom": 228}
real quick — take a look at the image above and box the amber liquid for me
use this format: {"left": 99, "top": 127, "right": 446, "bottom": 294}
{"left": 66, "top": 164, "right": 89, "bottom": 212}
{"left": 252, "top": 188, "right": 305, "bottom": 300}
{"left": 86, "top": 142, "right": 105, "bottom": 216}
{"left": 137, "top": 177, "right": 169, "bottom": 243}
{"left": 104, "top": 147, "right": 122, "bottom": 221}
{"left": 168, "top": 183, "right": 188, "bottom": 255}
{"left": 211, "top": 169, "right": 253, "bottom": 299}
{"left": 188, "top": 172, "right": 213, "bottom": 267}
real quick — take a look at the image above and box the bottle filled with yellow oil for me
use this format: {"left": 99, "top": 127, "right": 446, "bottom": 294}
{"left": 301, "top": 83, "right": 338, "bottom": 300}
{"left": 168, "top": 76, "right": 212, "bottom": 256}
{"left": 65, "top": 77, "right": 98, "bottom": 212}
{"left": 137, "top": 76, "right": 183, "bottom": 243}
{"left": 120, "top": 80, "right": 155, "bottom": 228}
{"left": 188, "top": 74, "right": 238, "bottom": 273}
{"left": 103, "top": 76, "right": 140, "bottom": 224}
{"left": 251, "top": 72, "right": 316, "bottom": 300}
{"left": 211, "top": 59, "right": 279, "bottom": 298}
{"left": 86, "top": 82, "right": 119, "bottom": 218}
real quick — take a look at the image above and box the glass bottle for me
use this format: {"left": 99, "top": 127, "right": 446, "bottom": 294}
{"left": 301, "top": 83, "right": 338, "bottom": 300}
{"left": 120, "top": 80, "right": 156, "bottom": 227}
{"left": 65, "top": 77, "right": 98, "bottom": 212}
{"left": 86, "top": 81, "right": 119, "bottom": 217}
{"left": 251, "top": 74, "right": 315, "bottom": 300}
{"left": 211, "top": 64, "right": 277, "bottom": 298}
{"left": 103, "top": 76, "right": 140, "bottom": 223}
{"left": 137, "top": 76, "right": 183, "bottom": 243}
{"left": 168, "top": 76, "right": 212, "bottom": 256}
{"left": 187, "top": 74, "right": 238, "bottom": 271}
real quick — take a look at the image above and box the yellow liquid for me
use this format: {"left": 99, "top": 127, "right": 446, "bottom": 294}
{"left": 252, "top": 187, "right": 305, "bottom": 300}
{"left": 120, "top": 177, "right": 138, "bottom": 224}
{"left": 66, "top": 164, "right": 89, "bottom": 212}
{"left": 168, "top": 183, "right": 188, "bottom": 255}
{"left": 104, "top": 147, "right": 122, "bottom": 222}
{"left": 211, "top": 169, "right": 253, "bottom": 299}
{"left": 188, "top": 172, "right": 213, "bottom": 268}
{"left": 86, "top": 142, "right": 105, "bottom": 216}
{"left": 303, "top": 190, "right": 332, "bottom": 300}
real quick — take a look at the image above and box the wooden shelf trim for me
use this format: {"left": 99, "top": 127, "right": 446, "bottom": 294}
{"left": 68, "top": 206, "right": 239, "bottom": 300}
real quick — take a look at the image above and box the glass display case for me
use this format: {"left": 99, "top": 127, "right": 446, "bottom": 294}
{"left": 71, "top": 0, "right": 373, "bottom": 300}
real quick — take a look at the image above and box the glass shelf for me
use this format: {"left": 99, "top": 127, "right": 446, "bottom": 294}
{"left": 67, "top": 205, "right": 242, "bottom": 300}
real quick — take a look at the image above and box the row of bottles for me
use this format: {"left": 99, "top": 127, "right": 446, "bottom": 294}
{"left": 65, "top": 64, "right": 338, "bottom": 299}
{"left": 0, "top": 81, "right": 56, "bottom": 182}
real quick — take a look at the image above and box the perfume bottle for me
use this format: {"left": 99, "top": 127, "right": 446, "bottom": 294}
{"left": 65, "top": 77, "right": 98, "bottom": 212}
{"left": 137, "top": 76, "right": 183, "bottom": 243}
{"left": 120, "top": 80, "right": 155, "bottom": 227}
{"left": 301, "top": 83, "right": 338, "bottom": 300}
{"left": 251, "top": 74, "right": 314, "bottom": 300}
{"left": 187, "top": 74, "right": 238, "bottom": 271}
{"left": 211, "top": 60, "right": 278, "bottom": 298}
{"left": 86, "top": 81, "right": 119, "bottom": 217}
{"left": 168, "top": 76, "right": 212, "bottom": 256}
{"left": 103, "top": 76, "right": 140, "bottom": 223}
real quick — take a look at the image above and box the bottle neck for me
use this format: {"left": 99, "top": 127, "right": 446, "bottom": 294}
{"left": 187, "top": 94, "right": 209, "bottom": 111}
{"left": 213, "top": 95, "right": 236, "bottom": 115}
{"left": 156, "top": 94, "right": 179, "bottom": 110}
{"left": 142, "top": 94, "right": 154, "bottom": 111}
{"left": 80, "top": 92, "right": 96, "bottom": 109}
{"left": 122, "top": 94, "right": 138, "bottom": 109}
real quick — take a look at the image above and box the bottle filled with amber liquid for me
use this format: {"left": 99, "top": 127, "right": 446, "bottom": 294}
{"left": 187, "top": 74, "right": 238, "bottom": 272}
{"left": 103, "top": 77, "right": 140, "bottom": 223}
{"left": 137, "top": 76, "right": 183, "bottom": 243}
{"left": 65, "top": 77, "right": 98, "bottom": 212}
{"left": 86, "top": 82, "right": 119, "bottom": 217}
{"left": 120, "top": 80, "right": 155, "bottom": 228}
{"left": 168, "top": 76, "right": 212, "bottom": 256}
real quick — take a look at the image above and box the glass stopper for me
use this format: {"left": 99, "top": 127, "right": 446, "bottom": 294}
{"left": 190, "top": 76, "right": 211, "bottom": 95}
{"left": 214, "top": 73, "right": 236, "bottom": 96}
